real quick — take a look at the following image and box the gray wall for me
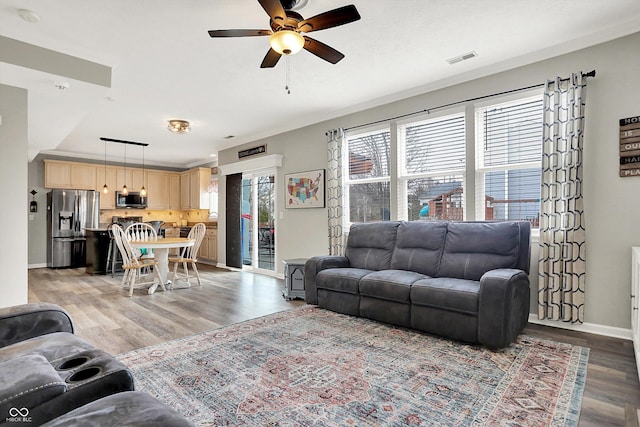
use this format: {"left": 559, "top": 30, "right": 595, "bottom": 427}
{"left": 27, "top": 158, "right": 48, "bottom": 266}
{"left": 0, "top": 84, "right": 29, "bottom": 307}
{"left": 218, "top": 31, "right": 640, "bottom": 330}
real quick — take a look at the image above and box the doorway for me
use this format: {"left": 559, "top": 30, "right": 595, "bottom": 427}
{"left": 241, "top": 171, "right": 276, "bottom": 273}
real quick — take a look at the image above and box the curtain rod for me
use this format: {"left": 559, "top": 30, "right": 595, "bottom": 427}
{"left": 344, "top": 70, "right": 596, "bottom": 132}
{"left": 99, "top": 137, "right": 149, "bottom": 147}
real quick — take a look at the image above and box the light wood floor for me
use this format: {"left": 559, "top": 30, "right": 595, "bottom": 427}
{"left": 28, "top": 265, "right": 639, "bottom": 426}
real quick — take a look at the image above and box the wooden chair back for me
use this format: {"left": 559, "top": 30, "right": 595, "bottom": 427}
{"left": 182, "top": 223, "right": 206, "bottom": 260}
{"left": 124, "top": 222, "right": 157, "bottom": 242}
{"left": 111, "top": 224, "right": 139, "bottom": 268}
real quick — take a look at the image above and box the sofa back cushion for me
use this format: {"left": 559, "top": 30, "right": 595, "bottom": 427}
{"left": 438, "top": 221, "right": 529, "bottom": 281}
{"left": 345, "top": 221, "right": 401, "bottom": 270}
{"left": 390, "top": 221, "right": 448, "bottom": 276}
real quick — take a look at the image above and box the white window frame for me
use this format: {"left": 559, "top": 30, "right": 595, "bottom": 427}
{"left": 474, "top": 93, "right": 543, "bottom": 229}
{"left": 344, "top": 125, "right": 392, "bottom": 227}
{"left": 397, "top": 110, "right": 466, "bottom": 221}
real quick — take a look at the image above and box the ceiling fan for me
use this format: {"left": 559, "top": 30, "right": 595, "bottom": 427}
{"left": 208, "top": 0, "right": 361, "bottom": 68}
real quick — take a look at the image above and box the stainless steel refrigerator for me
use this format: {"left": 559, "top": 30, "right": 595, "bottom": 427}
{"left": 47, "top": 189, "right": 100, "bottom": 268}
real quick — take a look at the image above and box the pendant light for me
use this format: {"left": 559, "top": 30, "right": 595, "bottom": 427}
{"left": 140, "top": 145, "right": 147, "bottom": 197}
{"left": 102, "top": 139, "right": 109, "bottom": 194}
{"left": 122, "top": 144, "right": 128, "bottom": 195}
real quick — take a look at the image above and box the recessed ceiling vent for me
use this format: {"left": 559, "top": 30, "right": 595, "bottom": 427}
{"left": 447, "top": 51, "right": 478, "bottom": 65}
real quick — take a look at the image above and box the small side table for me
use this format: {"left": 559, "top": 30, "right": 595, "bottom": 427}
{"left": 283, "top": 258, "right": 307, "bottom": 300}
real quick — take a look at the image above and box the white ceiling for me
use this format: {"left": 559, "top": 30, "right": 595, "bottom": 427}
{"left": 1, "top": 0, "right": 640, "bottom": 169}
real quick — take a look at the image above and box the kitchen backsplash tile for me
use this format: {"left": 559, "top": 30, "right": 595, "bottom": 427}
{"left": 100, "top": 209, "right": 210, "bottom": 225}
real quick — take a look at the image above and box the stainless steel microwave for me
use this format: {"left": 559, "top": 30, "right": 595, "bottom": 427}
{"left": 115, "top": 191, "right": 147, "bottom": 209}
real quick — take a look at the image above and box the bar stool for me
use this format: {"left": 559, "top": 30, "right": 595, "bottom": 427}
{"left": 105, "top": 223, "right": 122, "bottom": 277}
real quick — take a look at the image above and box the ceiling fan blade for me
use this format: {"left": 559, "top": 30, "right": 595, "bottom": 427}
{"left": 257, "top": 0, "right": 287, "bottom": 26}
{"left": 260, "top": 48, "right": 282, "bottom": 68}
{"left": 303, "top": 36, "right": 345, "bottom": 64}
{"left": 208, "top": 29, "right": 271, "bottom": 37}
{"left": 298, "top": 5, "right": 361, "bottom": 33}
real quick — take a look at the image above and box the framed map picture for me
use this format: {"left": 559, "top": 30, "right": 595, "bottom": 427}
{"left": 285, "top": 169, "right": 325, "bottom": 209}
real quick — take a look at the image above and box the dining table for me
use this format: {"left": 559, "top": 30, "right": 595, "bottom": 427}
{"left": 129, "top": 237, "right": 194, "bottom": 294}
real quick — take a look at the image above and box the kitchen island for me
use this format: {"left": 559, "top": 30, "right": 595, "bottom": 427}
{"left": 85, "top": 228, "right": 111, "bottom": 275}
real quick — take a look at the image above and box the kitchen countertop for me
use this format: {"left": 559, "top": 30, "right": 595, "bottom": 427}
{"left": 162, "top": 222, "right": 217, "bottom": 229}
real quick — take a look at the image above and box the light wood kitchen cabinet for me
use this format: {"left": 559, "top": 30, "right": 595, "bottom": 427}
{"left": 180, "top": 171, "right": 191, "bottom": 209}
{"left": 44, "top": 160, "right": 211, "bottom": 213}
{"left": 116, "top": 168, "right": 145, "bottom": 193}
{"left": 70, "top": 163, "right": 96, "bottom": 189}
{"left": 180, "top": 168, "right": 210, "bottom": 209}
{"left": 95, "top": 166, "right": 118, "bottom": 209}
{"left": 146, "top": 171, "right": 170, "bottom": 209}
{"left": 45, "top": 160, "right": 95, "bottom": 190}
{"left": 198, "top": 228, "right": 217, "bottom": 262}
{"left": 206, "top": 229, "right": 217, "bottom": 261}
{"left": 44, "top": 160, "right": 71, "bottom": 188}
{"left": 169, "top": 173, "right": 181, "bottom": 209}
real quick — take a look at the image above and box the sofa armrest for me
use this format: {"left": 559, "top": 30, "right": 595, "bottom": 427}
{"left": 477, "top": 269, "right": 530, "bottom": 348}
{"left": 0, "top": 354, "right": 67, "bottom": 419}
{"left": 304, "top": 256, "right": 350, "bottom": 304}
{"left": 0, "top": 303, "right": 74, "bottom": 348}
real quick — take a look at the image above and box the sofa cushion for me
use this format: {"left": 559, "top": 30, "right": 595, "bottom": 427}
{"left": 390, "top": 221, "right": 448, "bottom": 276}
{"left": 411, "top": 277, "right": 480, "bottom": 315}
{"left": 316, "top": 268, "right": 372, "bottom": 294}
{"left": 438, "top": 221, "right": 522, "bottom": 281}
{"left": 360, "top": 270, "right": 427, "bottom": 303}
{"left": 345, "top": 221, "right": 401, "bottom": 270}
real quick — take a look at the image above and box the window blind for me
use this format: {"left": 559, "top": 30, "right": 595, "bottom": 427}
{"left": 478, "top": 97, "right": 543, "bottom": 225}
{"left": 404, "top": 114, "right": 466, "bottom": 174}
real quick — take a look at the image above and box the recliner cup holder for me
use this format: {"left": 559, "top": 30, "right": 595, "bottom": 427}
{"left": 57, "top": 356, "right": 90, "bottom": 370}
{"left": 67, "top": 366, "right": 102, "bottom": 383}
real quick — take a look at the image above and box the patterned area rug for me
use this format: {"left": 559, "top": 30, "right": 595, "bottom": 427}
{"left": 118, "top": 306, "right": 588, "bottom": 426}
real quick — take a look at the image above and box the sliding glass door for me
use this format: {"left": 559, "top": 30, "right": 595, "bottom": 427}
{"left": 241, "top": 171, "right": 276, "bottom": 273}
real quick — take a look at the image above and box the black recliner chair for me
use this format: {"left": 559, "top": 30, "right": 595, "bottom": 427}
{"left": 0, "top": 303, "right": 192, "bottom": 426}
{"left": 0, "top": 303, "right": 135, "bottom": 425}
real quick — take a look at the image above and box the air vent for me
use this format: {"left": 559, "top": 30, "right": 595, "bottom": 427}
{"left": 447, "top": 51, "right": 478, "bottom": 65}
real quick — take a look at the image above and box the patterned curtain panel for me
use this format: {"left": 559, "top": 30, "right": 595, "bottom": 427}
{"left": 538, "top": 73, "right": 588, "bottom": 323}
{"left": 326, "top": 128, "right": 345, "bottom": 255}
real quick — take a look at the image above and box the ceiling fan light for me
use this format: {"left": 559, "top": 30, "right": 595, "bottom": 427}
{"left": 270, "top": 30, "right": 305, "bottom": 55}
{"left": 168, "top": 119, "right": 191, "bottom": 133}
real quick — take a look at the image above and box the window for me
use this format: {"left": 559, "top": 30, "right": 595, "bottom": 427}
{"left": 208, "top": 178, "right": 219, "bottom": 218}
{"left": 399, "top": 113, "right": 466, "bottom": 221}
{"left": 475, "top": 96, "right": 543, "bottom": 226}
{"left": 340, "top": 92, "right": 543, "bottom": 229}
{"left": 344, "top": 128, "right": 391, "bottom": 224}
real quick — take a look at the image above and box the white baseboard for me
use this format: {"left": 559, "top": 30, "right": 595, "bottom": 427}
{"left": 217, "top": 263, "right": 242, "bottom": 272}
{"left": 28, "top": 263, "right": 47, "bottom": 269}
{"left": 213, "top": 263, "right": 283, "bottom": 279}
{"left": 528, "top": 313, "right": 632, "bottom": 341}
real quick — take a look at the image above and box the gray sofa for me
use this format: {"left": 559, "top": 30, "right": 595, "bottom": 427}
{"left": 304, "top": 220, "right": 531, "bottom": 348}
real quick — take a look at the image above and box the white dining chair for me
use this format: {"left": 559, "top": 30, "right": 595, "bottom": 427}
{"left": 112, "top": 224, "right": 164, "bottom": 297}
{"left": 124, "top": 222, "right": 157, "bottom": 272}
{"left": 168, "top": 223, "right": 206, "bottom": 288}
